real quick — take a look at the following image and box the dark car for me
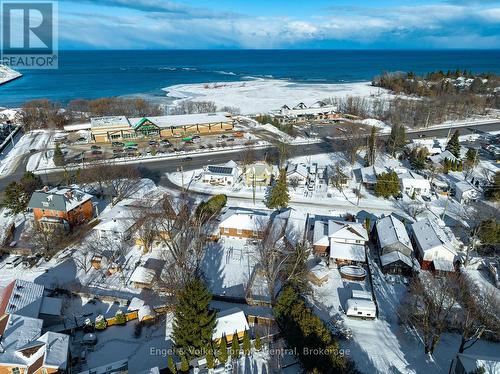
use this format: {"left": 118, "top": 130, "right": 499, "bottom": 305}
{"left": 124, "top": 146, "right": 137, "bottom": 152}
{"left": 184, "top": 156, "right": 193, "bottom": 162}
{"left": 199, "top": 145, "right": 206, "bottom": 149}
{"left": 227, "top": 138, "right": 235, "bottom": 142}
{"left": 112, "top": 149, "right": 122, "bottom": 153}
{"left": 112, "top": 141, "right": 124, "bottom": 147}
{"left": 421, "top": 195, "right": 431, "bottom": 202}
{"left": 148, "top": 140, "right": 158, "bottom": 146}
{"left": 160, "top": 140, "right": 172, "bottom": 147}
{"left": 90, "top": 145, "right": 101, "bottom": 150}
{"left": 91, "top": 150, "right": 103, "bottom": 155}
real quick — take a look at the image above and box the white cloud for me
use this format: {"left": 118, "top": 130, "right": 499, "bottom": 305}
{"left": 58, "top": 1, "right": 500, "bottom": 49}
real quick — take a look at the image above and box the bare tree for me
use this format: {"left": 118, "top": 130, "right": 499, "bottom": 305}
{"left": 25, "top": 224, "right": 65, "bottom": 257}
{"left": 399, "top": 272, "right": 461, "bottom": 355}
{"left": 288, "top": 176, "right": 300, "bottom": 191}
{"left": 398, "top": 200, "right": 427, "bottom": 220}
{"left": 108, "top": 166, "right": 143, "bottom": 205}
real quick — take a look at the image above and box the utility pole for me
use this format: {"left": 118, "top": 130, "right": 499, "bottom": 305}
{"left": 252, "top": 173, "right": 256, "bottom": 206}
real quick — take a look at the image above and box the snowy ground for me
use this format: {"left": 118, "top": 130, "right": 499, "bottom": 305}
{"left": 164, "top": 79, "right": 392, "bottom": 115}
{"left": 0, "top": 130, "right": 54, "bottom": 176}
{"left": 308, "top": 254, "right": 500, "bottom": 374}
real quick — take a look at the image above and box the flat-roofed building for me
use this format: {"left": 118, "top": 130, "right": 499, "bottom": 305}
{"left": 90, "top": 112, "right": 233, "bottom": 143}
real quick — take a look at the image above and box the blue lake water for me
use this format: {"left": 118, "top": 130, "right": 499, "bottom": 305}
{"left": 1, "top": 49, "right": 499, "bottom": 107}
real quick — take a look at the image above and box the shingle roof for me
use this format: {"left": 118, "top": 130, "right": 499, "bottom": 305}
{"left": 28, "top": 187, "right": 92, "bottom": 212}
{"left": 376, "top": 216, "right": 412, "bottom": 251}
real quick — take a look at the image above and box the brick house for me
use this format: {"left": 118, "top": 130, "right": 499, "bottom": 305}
{"left": 28, "top": 187, "right": 94, "bottom": 230}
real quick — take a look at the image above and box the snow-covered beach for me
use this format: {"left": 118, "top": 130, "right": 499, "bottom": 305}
{"left": 0, "top": 65, "right": 22, "bottom": 85}
{"left": 163, "top": 79, "right": 391, "bottom": 115}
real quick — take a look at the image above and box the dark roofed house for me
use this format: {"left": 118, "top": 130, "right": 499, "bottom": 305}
{"left": 28, "top": 187, "right": 94, "bottom": 230}
{"left": 202, "top": 160, "right": 240, "bottom": 185}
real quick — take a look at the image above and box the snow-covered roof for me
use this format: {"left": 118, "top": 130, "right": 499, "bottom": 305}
{"left": 429, "top": 150, "right": 457, "bottom": 164}
{"left": 213, "top": 307, "right": 249, "bottom": 340}
{"left": 219, "top": 207, "right": 271, "bottom": 232}
{"left": 0, "top": 279, "right": 44, "bottom": 318}
{"left": 330, "top": 242, "right": 366, "bottom": 262}
{"left": 351, "top": 290, "right": 372, "bottom": 300}
{"left": 40, "top": 296, "right": 62, "bottom": 316}
{"left": 138, "top": 305, "right": 155, "bottom": 321}
{"left": 454, "top": 181, "right": 476, "bottom": 194}
{"left": 359, "top": 166, "right": 384, "bottom": 184}
{"left": 130, "top": 112, "right": 232, "bottom": 128}
{"left": 411, "top": 218, "right": 457, "bottom": 256}
{"left": 90, "top": 116, "right": 130, "bottom": 129}
{"left": 0, "top": 314, "right": 44, "bottom": 367}
{"left": 286, "top": 163, "right": 309, "bottom": 179}
{"left": 63, "top": 122, "right": 91, "bottom": 131}
{"left": 432, "top": 259, "right": 455, "bottom": 272}
{"left": 93, "top": 205, "right": 136, "bottom": 234}
{"left": 309, "top": 262, "right": 329, "bottom": 279}
{"left": 346, "top": 298, "right": 376, "bottom": 311}
{"left": 37, "top": 331, "right": 70, "bottom": 369}
{"left": 376, "top": 216, "right": 412, "bottom": 251}
{"left": 328, "top": 220, "right": 368, "bottom": 242}
{"left": 205, "top": 160, "right": 240, "bottom": 177}
{"left": 130, "top": 266, "right": 156, "bottom": 285}
{"left": 380, "top": 251, "right": 413, "bottom": 268}
{"left": 28, "top": 187, "right": 93, "bottom": 213}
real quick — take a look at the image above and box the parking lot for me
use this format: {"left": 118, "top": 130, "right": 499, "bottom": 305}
{"left": 60, "top": 130, "right": 257, "bottom": 163}
{"left": 294, "top": 120, "right": 373, "bottom": 139}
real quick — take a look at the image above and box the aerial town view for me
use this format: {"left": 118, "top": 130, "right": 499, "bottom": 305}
{"left": 0, "top": 0, "right": 499, "bottom": 373}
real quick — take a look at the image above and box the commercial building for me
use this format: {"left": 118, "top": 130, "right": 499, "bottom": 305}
{"left": 90, "top": 112, "right": 234, "bottom": 143}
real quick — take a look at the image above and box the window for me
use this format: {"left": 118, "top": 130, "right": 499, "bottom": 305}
{"left": 224, "top": 227, "right": 229, "bottom": 234}
{"left": 236, "top": 228, "right": 242, "bottom": 235}
{"left": 110, "top": 134, "right": 121, "bottom": 140}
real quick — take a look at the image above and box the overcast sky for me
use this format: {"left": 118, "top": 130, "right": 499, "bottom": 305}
{"left": 57, "top": 0, "right": 500, "bottom": 49}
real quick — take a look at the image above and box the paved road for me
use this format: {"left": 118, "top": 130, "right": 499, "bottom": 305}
{"left": 0, "top": 121, "right": 498, "bottom": 190}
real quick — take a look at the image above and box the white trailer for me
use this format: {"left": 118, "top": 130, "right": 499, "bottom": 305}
{"left": 345, "top": 298, "right": 376, "bottom": 319}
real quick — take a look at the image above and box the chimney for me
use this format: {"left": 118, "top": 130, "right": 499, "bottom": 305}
{"left": 65, "top": 190, "right": 73, "bottom": 199}
{"left": 42, "top": 186, "right": 49, "bottom": 192}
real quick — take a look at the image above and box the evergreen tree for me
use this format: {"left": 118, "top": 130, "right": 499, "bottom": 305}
{"left": 180, "top": 356, "right": 189, "bottom": 373}
{"left": 254, "top": 332, "right": 262, "bottom": 351}
{"left": 218, "top": 335, "right": 228, "bottom": 365}
{"left": 1, "top": 181, "right": 29, "bottom": 215}
{"left": 266, "top": 168, "right": 289, "bottom": 210}
{"left": 167, "top": 355, "right": 177, "bottom": 374}
{"left": 445, "top": 130, "right": 461, "bottom": 158}
{"left": 20, "top": 171, "right": 43, "bottom": 195}
{"left": 53, "top": 143, "right": 66, "bottom": 166}
{"left": 172, "top": 278, "right": 216, "bottom": 361}
{"left": 242, "top": 330, "right": 251, "bottom": 356}
{"left": 230, "top": 334, "right": 240, "bottom": 361}
{"left": 443, "top": 158, "right": 451, "bottom": 174}
{"left": 374, "top": 171, "right": 401, "bottom": 199}
{"left": 206, "top": 344, "right": 215, "bottom": 369}
{"left": 410, "top": 148, "right": 428, "bottom": 170}
{"left": 477, "top": 219, "right": 500, "bottom": 245}
{"left": 387, "top": 124, "right": 406, "bottom": 156}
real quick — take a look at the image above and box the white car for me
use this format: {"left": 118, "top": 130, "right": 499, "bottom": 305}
{"left": 5, "top": 255, "right": 22, "bottom": 269}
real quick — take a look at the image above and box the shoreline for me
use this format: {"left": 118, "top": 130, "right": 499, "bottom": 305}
{"left": 0, "top": 65, "right": 22, "bottom": 86}
{"left": 162, "top": 79, "right": 390, "bottom": 115}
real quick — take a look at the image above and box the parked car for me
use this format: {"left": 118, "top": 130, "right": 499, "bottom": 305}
{"left": 90, "top": 145, "right": 101, "bottom": 150}
{"left": 5, "top": 255, "right": 22, "bottom": 269}
{"left": 184, "top": 156, "right": 193, "bottom": 162}
{"left": 91, "top": 150, "right": 103, "bottom": 155}
{"left": 148, "top": 140, "right": 158, "bottom": 146}
{"left": 124, "top": 146, "right": 137, "bottom": 152}
{"left": 112, "top": 141, "right": 124, "bottom": 147}
{"left": 160, "top": 140, "right": 172, "bottom": 147}
{"left": 227, "top": 138, "right": 235, "bottom": 142}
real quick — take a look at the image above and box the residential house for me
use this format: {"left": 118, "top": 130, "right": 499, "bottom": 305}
{"left": 399, "top": 171, "right": 431, "bottom": 197}
{"left": 93, "top": 205, "right": 136, "bottom": 241}
{"left": 28, "top": 187, "right": 94, "bottom": 230}
{"left": 453, "top": 181, "right": 480, "bottom": 204}
{"left": 375, "top": 216, "right": 414, "bottom": 275}
{"left": 312, "top": 217, "right": 368, "bottom": 266}
{"left": 202, "top": 160, "right": 240, "bottom": 186}
{"left": 411, "top": 218, "right": 458, "bottom": 271}
{"left": 0, "top": 314, "right": 69, "bottom": 374}
{"left": 212, "top": 307, "right": 249, "bottom": 344}
{"left": 129, "top": 266, "right": 156, "bottom": 289}
{"left": 218, "top": 207, "right": 272, "bottom": 239}
{"left": 244, "top": 163, "right": 276, "bottom": 187}
{"left": 357, "top": 166, "right": 384, "bottom": 190}
{"left": 429, "top": 150, "right": 458, "bottom": 166}
{"left": 286, "top": 163, "right": 309, "bottom": 187}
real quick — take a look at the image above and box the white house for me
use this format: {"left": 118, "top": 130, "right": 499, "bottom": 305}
{"left": 454, "top": 181, "right": 480, "bottom": 204}
{"left": 429, "top": 150, "right": 458, "bottom": 165}
{"left": 399, "top": 171, "right": 431, "bottom": 197}
{"left": 312, "top": 218, "right": 368, "bottom": 265}
{"left": 286, "top": 163, "right": 309, "bottom": 186}
{"left": 411, "top": 218, "right": 457, "bottom": 271}
{"left": 376, "top": 215, "right": 413, "bottom": 258}
{"left": 202, "top": 160, "right": 240, "bottom": 186}
{"left": 93, "top": 205, "right": 136, "bottom": 241}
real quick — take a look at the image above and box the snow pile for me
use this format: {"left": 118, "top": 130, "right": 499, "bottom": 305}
{"left": 361, "top": 118, "right": 391, "bottom": 133}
